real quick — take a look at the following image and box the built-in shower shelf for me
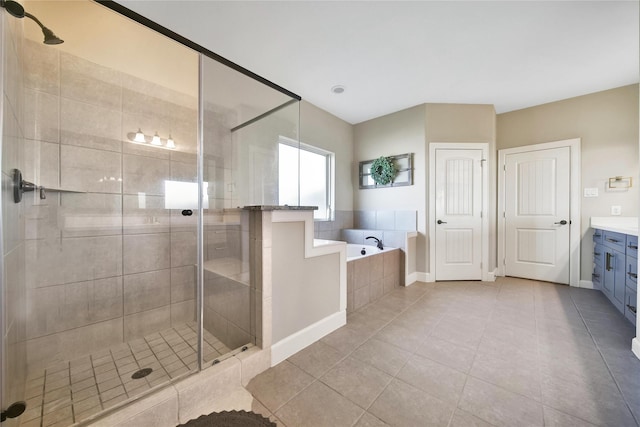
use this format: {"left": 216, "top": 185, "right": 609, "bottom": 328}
{"left": 203, "top": 258, "right": 249, "bottom": 286}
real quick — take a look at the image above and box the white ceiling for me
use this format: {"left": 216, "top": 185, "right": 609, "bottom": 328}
{"left": 119, "top": 1, "right": 638, "bottom": 124}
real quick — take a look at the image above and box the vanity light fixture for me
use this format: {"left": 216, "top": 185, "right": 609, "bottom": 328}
{"left": 127, "top": 129, "right": 176, "bottom": 150}
{"left": 151, "top": 132, "right": 162, "bottom": 146}
{"left": 134, "top": 128, "right": 146, "bottom": 143}
{"left": 166, "top": 135, "right": 176, "bottom": 149}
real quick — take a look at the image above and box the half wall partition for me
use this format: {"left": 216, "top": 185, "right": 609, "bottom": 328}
{"left": 0, "top": 1, "right": 300, "bottom": 425}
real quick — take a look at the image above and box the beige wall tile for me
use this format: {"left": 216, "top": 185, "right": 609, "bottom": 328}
{"left": 3, "top": 172, "right": 26, "bottom": 253}
{"left": 60, "top": 98, "right": 122, "bottom": 152}
{"left": 23, "top": 140, "right": 59, "bottom": 189}
{"left": 26, "top": 236, "right": 122, "bottom": 288}
{"left": 204, "top": 306, "right": 228, "bottom": 346}
{"left": 60, "top": 193, "right": 122, "bottom": 237}
{"left": 124, "top": 306, "right": 171, "bottom": 341}
{"left": 123, "top": 194, "right": 170, "bottom": 234}
{"left": 354, "top": 286, "right": 370, "bottom": 310}
{"left": 354, "top": 258, "right": 370, "bottom": 290}
{"left": 2, "top": 103, "right": 22, "bottom": 177}
{"left": 60, "top": 52, "right": 122, "bottom": 110}
{"left": 171, "top": 300, "right": 196, "bottom": 326}
{"left": 124, "top": 270, "right": 170, "bottom": 315}
{"left": 60, "top": 145, "right": 122, "bottom": 193}
{"left": 226, "top": 322, "right": 252, "bottom": 351}
{"left": 171, "top": 231, "right": 197, "bottom": 268}
{"left": 123, "top": 154, "right": 170, "bottom": 196}
{"left": 24, "top": 39, "right": 59, "bottom": 95}
{"left": 26, "top": 318, "right": 123, "bottom": 375}
{"left": 123, "top": 233, "right": 170, "bottom": 274}
{"left": 27, "top": 277, "right": 123, "bottom": 339}
{"left": 171, "top": 265, "right": 196, "bottom": 303}
{"left": 24, "top": 89, "right": 59, "bottom": 143}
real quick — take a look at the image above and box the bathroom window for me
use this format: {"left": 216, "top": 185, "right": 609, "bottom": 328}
{"left": 279, "top": 137, "right": 334, "bottom": 220}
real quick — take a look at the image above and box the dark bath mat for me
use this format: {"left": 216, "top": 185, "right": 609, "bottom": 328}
{"left": 177, "top": 410, "right": 276, "bottom": 427}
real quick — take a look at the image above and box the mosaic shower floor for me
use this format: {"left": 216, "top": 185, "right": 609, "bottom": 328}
{"left": 19, "top": 323, "right": 232, "bottom": 427}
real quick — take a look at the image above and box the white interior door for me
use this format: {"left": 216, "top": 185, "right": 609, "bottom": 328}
{"left": 504, "top": 147, "right": 570, "bottom": 284}
{"left": 435, "top": 148, "right": 483, "bottom": 280}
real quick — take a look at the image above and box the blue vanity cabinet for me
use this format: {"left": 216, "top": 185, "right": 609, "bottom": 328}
{"left": 603, "top": 230, "right": 627, "bottom": 312}
{"left": 625, "top": 235, "right": 637, "bottom": 325}
{"left": 593, "top": 231, "right": 604, "bottom": 290}
{"left": 593, "top": 228, "right": 638, "bottom": 324}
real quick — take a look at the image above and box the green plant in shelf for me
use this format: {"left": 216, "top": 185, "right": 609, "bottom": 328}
{"left": 370, "top": 156, "right": 397, "bottom": 185}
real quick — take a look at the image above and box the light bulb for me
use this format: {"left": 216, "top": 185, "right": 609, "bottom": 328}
{"left": 151, "top": 132, "right": 162, "bottom": 146}
{"left": 166, "top": 135, "right": 175, "bottom": 149}
{"left": 134, "top": 128, "right": 146, "bottom": 143}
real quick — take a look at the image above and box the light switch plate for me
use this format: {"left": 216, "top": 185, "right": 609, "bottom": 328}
{"left": 583, "top": 187, "right": 599, "bottom": 197}
{"left": 611, "top": 205, "right": 622, "bottom": 215}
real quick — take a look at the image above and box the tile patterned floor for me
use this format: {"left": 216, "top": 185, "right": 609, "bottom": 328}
{"left": 247, "top": 278, "right": 640, "bottom": 427}
{"left": 19, "top": 323, "right": 231, "bottom": 427}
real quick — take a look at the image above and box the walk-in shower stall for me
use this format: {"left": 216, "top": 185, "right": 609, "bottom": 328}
{"left": 0, "top": 1, "right": 300, "bottom": 425}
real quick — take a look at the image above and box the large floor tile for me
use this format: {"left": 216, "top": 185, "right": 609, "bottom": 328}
{"left": 415, "top": 335, "right": 476, "bottom": 373}
{"left": 372, "top": 322, "right": 426, "bottom": 352}
{"left": 320, "top": 356, "right": 392, "bottom": 409}
{"left": 321, "top": 326, "right": 369, "bottom": 354}
{"left": 246, "top": 360, "right": 314, "bottom": 412}
{"left": 288, "top": 340, "right": 346, "bottom": 378}
{"left": 396, "top": 354, "right": 467, "bottom": 404}
{"left": 449, "top": 408, "right": 495, "bottom": 427}
{"left": 458, "top": 376, "right": 544, "bottom": 426}
{"left": 540, "top": 373, "right": 637, "bottom": 426}
{"left": 275, "top": 381, "right": 364, "bottom": 427}
{"left": 469, "top": 351, "right": 542, "bottom": 401}
{"left": 354, "top": 412, "right": 389, "bottom": 427}
{"left": 542, "top": 406, "right": 598, "bottom": 427}
{"left": 368, "top": 379, "right": 455, "bottom": 427}
{"left": 351, "top": 338, "right": 412, "bottom": 376}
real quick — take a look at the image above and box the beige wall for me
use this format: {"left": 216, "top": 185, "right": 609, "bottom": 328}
{"left": 354, "top": 103, "right": 496, "bottom": 276}
{"left": 497, "top": 84, "right": 640, "bottom": 281}
{"left": 271, "top": 222, "right": 340, "bottom": 342}
{"left": 354, "top": 105, "right": 427, "bottom": 271}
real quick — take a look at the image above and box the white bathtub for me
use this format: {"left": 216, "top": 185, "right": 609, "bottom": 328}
{"left": 346, "top": 243, "right": 397, "bottom": 262}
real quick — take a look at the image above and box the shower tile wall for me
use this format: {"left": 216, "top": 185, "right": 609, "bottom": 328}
{"left": 22, "top": 39, "right": 200, "bottom": 375}
{"left": 313, "top": 210, "right": 354, "bottom": 241}
{"left": 2, "top": 12, "right": 27, "bottom": 425}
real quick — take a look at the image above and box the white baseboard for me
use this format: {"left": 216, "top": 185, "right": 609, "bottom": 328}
{"left": 632, "top": 338, "right": 640, "bottom": 360}
{"left": 486, "top": 268, "right": 498, "bottom": 282}
{"left": 416, "top": 272, "right": 432, "bottom": 283}
{"left": 270, "top": 311, "right": 346, "bottom": 366}
{"left": 578, "top": 280, "right": 598, "bottom": 289}
{"left": 405, "top": 272, "right": 418, "bottom": 286}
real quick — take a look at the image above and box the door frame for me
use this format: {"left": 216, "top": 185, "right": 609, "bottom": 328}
{"left": 429, "top": 142, "right": 489, "bottom": 281}
{"left": 497, "top": 138, "right": 581, "bottom": 286}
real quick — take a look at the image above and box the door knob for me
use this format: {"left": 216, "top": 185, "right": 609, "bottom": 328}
{"left": 437, "top": 219, "right": 447, "bottom": 224}
{"left": 554, "top": 220, "right": 567, "bottom": 225}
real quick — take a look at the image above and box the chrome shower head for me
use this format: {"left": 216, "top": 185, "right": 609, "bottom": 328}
{"left": 1, "top": 1, "right": 64, "bottom": 45}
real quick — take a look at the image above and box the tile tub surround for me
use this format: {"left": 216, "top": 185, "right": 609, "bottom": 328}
{"left": 354, "top": 210, "right": 417, "bottom": 231}
{"left": 347, "top": 248, "right": 401, "bottom": 312}
{"left": 314, "top": 210, "right": 355, "bottom": 241}
{"left": 21, "top": 323, "right": 231, "bottom": 427}
{"left": 248, "top": 277, "right": 640, "bottom": 427}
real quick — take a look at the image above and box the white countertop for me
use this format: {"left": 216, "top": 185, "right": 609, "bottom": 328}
{"left": 590, "top": 217, "right": 638, "bottom": 236}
